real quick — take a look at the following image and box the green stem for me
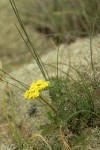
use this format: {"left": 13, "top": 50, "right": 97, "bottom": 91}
{"left": 39, "top": 95, "right": 57, "bottom": 114}
{"left": 8, "top": 86, "right": 23, "bottom": 149}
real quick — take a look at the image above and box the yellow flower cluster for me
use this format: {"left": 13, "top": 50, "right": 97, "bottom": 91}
{"left": 24, "top": 80, "right": 49, "bottom": 100}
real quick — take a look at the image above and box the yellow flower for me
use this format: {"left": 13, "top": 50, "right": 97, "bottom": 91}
{"left": 24, "top": 80, "right": 49, "bottom": 100}
{"left": 30, "top": 80, "right": 49, "bottom": 91}
{"left": 24, "top": 90, "right": 30, "bottom": 99}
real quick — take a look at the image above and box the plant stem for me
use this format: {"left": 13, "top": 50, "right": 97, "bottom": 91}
{"left": 90, "top": 7, "right": 99, "bottom": 80}
{"left": 40, "top": 95, "right": 57, "bottom": 114}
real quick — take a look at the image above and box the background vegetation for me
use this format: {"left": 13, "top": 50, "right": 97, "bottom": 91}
{"left": 19, "top": 0, "right": 100, "bottom": 42}
{"left": 0, "top": 0, "right": 100, "bottom": 71}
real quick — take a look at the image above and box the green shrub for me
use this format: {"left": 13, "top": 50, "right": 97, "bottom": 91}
{"left": 40, "top": 74, "right": 100, "bottom": 148}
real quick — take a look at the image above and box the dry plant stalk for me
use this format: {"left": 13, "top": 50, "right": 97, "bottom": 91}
{"left": 60, "top": 126, "right": 72, "bottom": 150}
{"left": 0, "top": 61, "right": 2, "bottom": 69}
{"left": 0, "top": 61, "right": 3, "bottom": 82}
